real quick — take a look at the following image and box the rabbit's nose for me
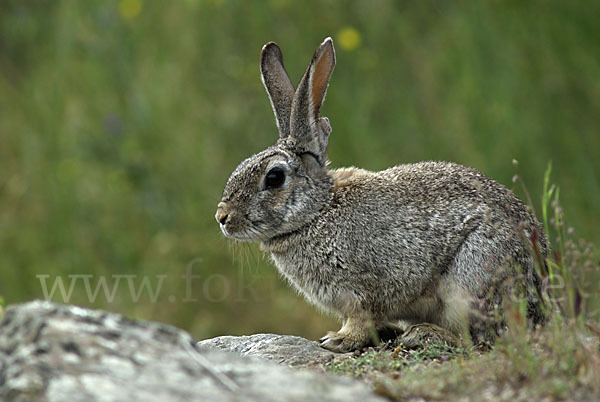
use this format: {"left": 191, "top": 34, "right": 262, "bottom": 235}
{"left": 218, "top": 213, "right": 228, "bottom": 225}
{"left": 215, "top": 202, "right": 230, "bottom": 225}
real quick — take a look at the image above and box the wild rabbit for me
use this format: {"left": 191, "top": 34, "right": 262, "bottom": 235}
{"left": 216, "top": 37, "right": 546, "bottom": 352}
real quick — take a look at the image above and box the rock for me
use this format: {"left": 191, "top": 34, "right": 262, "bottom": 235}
{"left": 0, "top": 301, "right": 384, "bottom": 402}
{"left": 197, "top": 333, "right": 341, "bottom": 368}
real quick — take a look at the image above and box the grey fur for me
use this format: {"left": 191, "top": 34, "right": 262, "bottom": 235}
{"left": 216, "top": 38, "right": 546, "bottom": 352}
{"left": 261, "top": 42, "right": 295, "bottom": 137}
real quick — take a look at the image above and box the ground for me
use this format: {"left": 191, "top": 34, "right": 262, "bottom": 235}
{"left": 324, "top": 320, "right": 600, "bottom": 401}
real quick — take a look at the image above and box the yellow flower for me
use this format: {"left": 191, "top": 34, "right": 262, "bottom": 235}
{"left": 337, "top": 27, "right": 361, "bottom": 51}
{"left": 119, "top": 0, "right": 142, "bottom": 20}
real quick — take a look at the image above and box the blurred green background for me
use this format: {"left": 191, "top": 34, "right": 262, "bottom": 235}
{"left": 1, "top": 0, "right": 599, "bottom": 340}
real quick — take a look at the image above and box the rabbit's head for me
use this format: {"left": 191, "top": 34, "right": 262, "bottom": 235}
{"left": 216, "top": 38, "right": 336, "bottom": 241}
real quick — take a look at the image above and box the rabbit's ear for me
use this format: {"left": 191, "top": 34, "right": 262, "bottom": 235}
{"left": 261, "top": 42, "right": 295, "bottom": 138}
{"left": 290, "top": 37, "right": 335, "bottom": 161}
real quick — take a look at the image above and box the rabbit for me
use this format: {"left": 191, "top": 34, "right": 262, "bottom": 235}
{"left": 215, "top": 37, "right": 547, "bottom": 353}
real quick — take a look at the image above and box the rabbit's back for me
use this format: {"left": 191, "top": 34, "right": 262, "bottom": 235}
{"left": 331, "top": 161, "right": 545, "bottom": 284}
{"left": 331, "top": 161, "right": 541, "bottom": 252}
{"left": 334, "top": 161, "right": 532, "bottom": 222}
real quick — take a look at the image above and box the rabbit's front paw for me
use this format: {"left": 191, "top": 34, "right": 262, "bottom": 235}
{"left": 319, "top": 331, "right": 368, "bottom": 353}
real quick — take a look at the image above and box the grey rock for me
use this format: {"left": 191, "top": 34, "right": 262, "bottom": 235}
{"left": 0, "top": 301, "right": 383, "bottom": 402}
{"left": 197, "top": 333, "right": 342, "bottom": 367}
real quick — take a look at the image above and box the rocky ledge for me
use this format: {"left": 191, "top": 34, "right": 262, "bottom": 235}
{"left": 0, "top": 301, "right": 383, "bottom": 402}
{"left": 197, "top": 333, "right": 341, "bottom": 368}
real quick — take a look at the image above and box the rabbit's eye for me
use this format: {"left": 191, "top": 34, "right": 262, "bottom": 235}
{"left": 265, "top": 168, "right": 285, "bottom": 189}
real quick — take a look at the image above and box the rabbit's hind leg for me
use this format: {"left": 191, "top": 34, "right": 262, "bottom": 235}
{"left": 467, "top": 296, "right": 505, "bottom": 348}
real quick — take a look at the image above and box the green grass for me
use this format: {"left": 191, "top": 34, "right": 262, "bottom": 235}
{"left": 1, "top": 0, "right": 599, "bottom": 344}
{"left": 326, "top": 342, "right": 471, "bottom": 380}
{"left": 325, "top": 317, "right": 600, "bottom": 401}
{"left": 363, "top": 318, "right": 600, "bottom": 401}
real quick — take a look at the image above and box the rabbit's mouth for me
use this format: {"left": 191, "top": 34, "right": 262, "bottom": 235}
{"left": 219, "top": 224, "right": 232, "bottom": 238}
{"left": 216, "top": 202, "right": 286, "bottom": 241}
{"left": 220, "top": 224, "right": 266, "bottom": 242}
